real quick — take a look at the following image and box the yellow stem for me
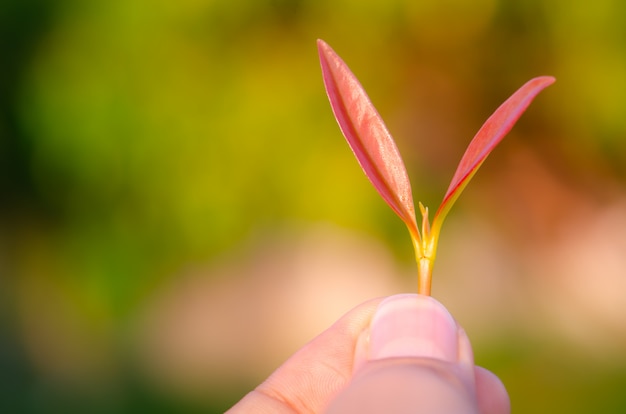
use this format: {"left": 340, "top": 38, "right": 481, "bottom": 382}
{"left": 417, "top": 257, "right": 432, "bottom": 295}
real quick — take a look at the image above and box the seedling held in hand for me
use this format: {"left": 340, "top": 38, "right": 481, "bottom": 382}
{"left": 317, "top": 39, "right": 554, "bottom": 295}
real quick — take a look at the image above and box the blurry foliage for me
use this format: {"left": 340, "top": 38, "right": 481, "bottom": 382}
{"left": 2, "top": 0, "right": 626, "bottom": 412}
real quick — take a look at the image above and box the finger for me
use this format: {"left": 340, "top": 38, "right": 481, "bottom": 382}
{"left": 475, "top": 366, "right": 511, "bottom": 414}
{"left": 325, "top": 294, "right": 480, "bottom": 414}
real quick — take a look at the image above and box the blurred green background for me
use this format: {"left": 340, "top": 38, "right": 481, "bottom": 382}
{"left": 2, "top": 0, "right": 626, "bottom": 412}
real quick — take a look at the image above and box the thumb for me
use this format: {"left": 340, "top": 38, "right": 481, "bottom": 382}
{"left": 324, "top": 294, "right": 480, "bottom": 414}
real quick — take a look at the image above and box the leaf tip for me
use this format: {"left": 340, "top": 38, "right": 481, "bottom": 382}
{"left": 316, "top": 39, "right": 332, "bottom": 60}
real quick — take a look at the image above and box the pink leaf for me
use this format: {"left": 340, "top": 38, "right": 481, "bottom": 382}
{"left": 317, "top": 39, "right": 419, "bottom": 238}
{"left": 433, "top": 76, "right": 556, "bottom": 228}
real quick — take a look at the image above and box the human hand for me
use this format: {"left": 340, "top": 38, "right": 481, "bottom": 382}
{"left": 227, "top": 294, "right": 510, "bottom": 414}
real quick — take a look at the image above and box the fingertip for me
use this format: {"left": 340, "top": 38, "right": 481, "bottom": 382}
{"left": 475, "top": 366, "right": 511, "bottom": 414}
{"left": 326, "top": 295, "right": 483, "bottom": 413}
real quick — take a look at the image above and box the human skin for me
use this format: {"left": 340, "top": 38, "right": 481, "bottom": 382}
{"left": 227, "top": 294, "right": 510, "bottom": 414}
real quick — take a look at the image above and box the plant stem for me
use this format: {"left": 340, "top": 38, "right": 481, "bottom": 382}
{"left": 418, "top": 257, "right": 432, "bottom": 295}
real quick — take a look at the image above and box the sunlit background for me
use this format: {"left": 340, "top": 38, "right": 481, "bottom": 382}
{"left": 2, "top": 0, "right": 626, "bottom": 412}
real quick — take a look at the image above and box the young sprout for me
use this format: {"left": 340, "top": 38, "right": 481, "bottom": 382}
{"left": 317, "top": 39, "right": 555, "bottom": 295}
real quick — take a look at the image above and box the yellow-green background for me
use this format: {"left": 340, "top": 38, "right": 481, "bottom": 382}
{"left": 2, "top": 0, "right": 626, "bottom": 412}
